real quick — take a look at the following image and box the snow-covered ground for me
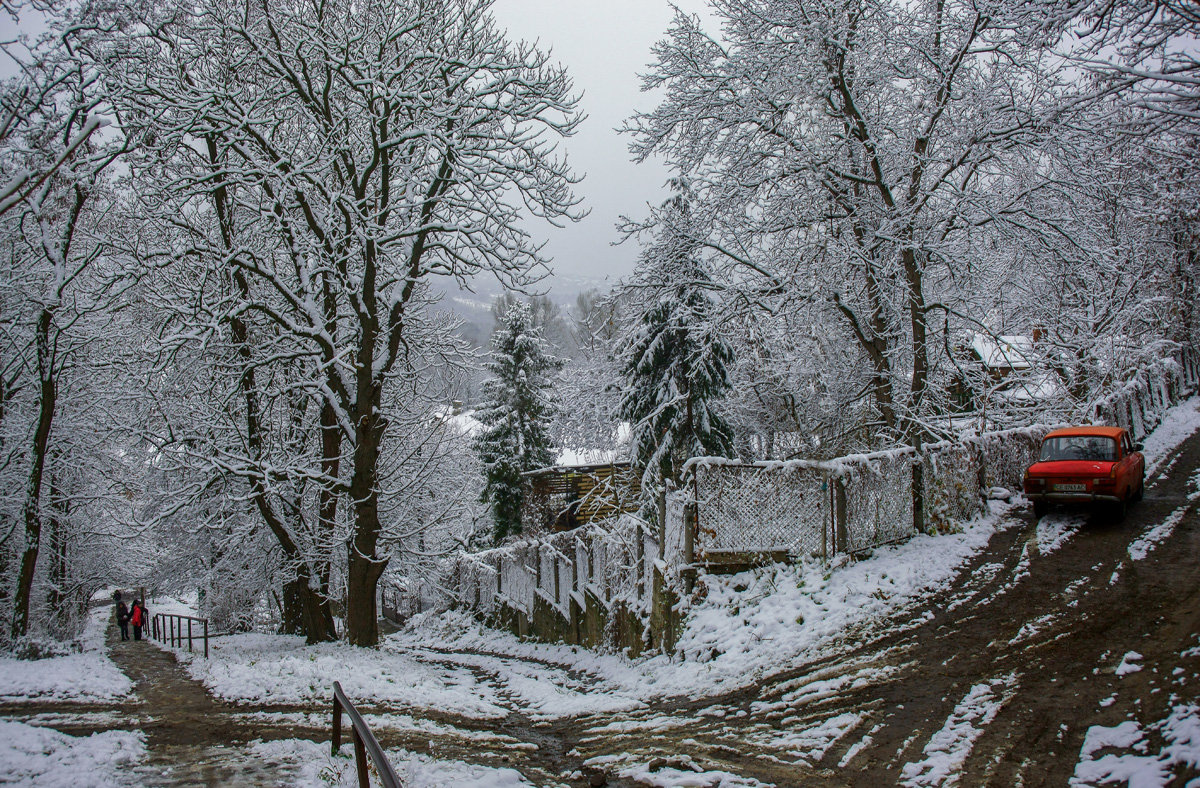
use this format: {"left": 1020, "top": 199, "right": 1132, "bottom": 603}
{"left": 250, "top": 738, "right": 533, "bottom": 788}
{"left": 167, "top": 505, "right": 1014, "bottom": 718}
{"left": 0, "top": 720, "right": 144, "bottom": 787}
{"left": 0, "top": 605, "right": 133, "bottom": 704}
{"left": 150, "top": 399, "right": 1200, "bottom": 723}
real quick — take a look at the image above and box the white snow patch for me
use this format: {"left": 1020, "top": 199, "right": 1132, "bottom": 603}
{"left": 0, "top": 606, "right": 133, "bottom": 703}
{"left": 1036, "top": 513, "right": 1085, "bottom": 555}
{"left": 1116, "top": 652, "right": 1144, "bottom": 676}
{"left": 752, "top": 711, "right": 863, "bottom": 762}
{"left": 250, "top": 737, "right": 533, "bottom": 787}
{"left": 1128, "top": 507, "right": 1189, "bottom": 561}
{"left": 0, "top": 720, "right": 144, "bottom": 787}
{"left": 899, "top": 674, "right": 1017, "bottom": 786}
{"left": 615, "top": 754, "right": 770, "bottom": 787}
{"left": 1071, "top": 720, "right": 1161, "bottom": 786}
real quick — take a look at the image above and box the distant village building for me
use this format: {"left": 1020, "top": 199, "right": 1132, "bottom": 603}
{"left": 951, "top": 332, "right": 1055, "bottom": 412}
{"left": 522, "top": 462, "right": 642, "bottom": 532}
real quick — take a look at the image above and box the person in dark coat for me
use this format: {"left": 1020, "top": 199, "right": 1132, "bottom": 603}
{"left": 130, "top": 599, "right": 147, "bottom": 641}
{"left": 114, "top": 592, "right": 129, "bottom": 641}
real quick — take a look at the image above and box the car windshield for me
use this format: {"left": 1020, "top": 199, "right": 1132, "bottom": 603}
{"left": 1039, "top": 435, "right": 1118, "bottom": 462}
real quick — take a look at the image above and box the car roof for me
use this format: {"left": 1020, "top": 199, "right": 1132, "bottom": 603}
{"left": 1044, "top": 425, "right": 1126, "bottom": 439}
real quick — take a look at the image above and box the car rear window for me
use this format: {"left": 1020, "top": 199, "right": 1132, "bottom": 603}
{"left": 1039, "top": 435, "right": 1118, "bottom": 462}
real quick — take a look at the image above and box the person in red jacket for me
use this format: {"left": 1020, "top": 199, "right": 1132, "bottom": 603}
{"left": 130, "top": 600, "right": 148, "bottom": 641}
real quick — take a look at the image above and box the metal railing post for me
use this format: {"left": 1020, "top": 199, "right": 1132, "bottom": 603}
{"left": 204, "top": 619, "right": 209, "bottom": 658}
{"left": 331, "top": 695, "right": 342, "bottom": 755}
{"left": 331, "top": 681, "right": 400, "bottom": 788}
{"left": 187, "top": 619, "right": 193, "bottom": 652}
{"left": 353, "top": 728, "right": 369, "bottom": 787}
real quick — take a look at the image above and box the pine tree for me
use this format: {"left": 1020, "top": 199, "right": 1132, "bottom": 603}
{"left": 620, "top": 196, "right": 735, "bottom": 487}
{"left": 475, "top": 301, "right": 562, "bottom": 543}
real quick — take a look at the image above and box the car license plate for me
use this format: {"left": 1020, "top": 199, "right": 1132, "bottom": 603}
{"left": 1054, "top": 483, "right": 1086, "bottom": 492}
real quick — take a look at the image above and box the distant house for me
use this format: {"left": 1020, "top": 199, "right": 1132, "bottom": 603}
{"left": 951, "top": 332, "right": 1060, "bottom": 412}
{"left": 968, "top": 333, "right": 1036, "bottom": 380}
{"left": 522, "top": 462, "right": 642, "bottom": 532}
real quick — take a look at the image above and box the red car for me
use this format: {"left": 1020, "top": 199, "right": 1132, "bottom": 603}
{"left": 1023, "top": 426, "right": 1145, "bottom": 519}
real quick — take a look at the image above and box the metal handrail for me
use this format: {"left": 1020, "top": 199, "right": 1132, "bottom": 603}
{"left": 152, "top": 613, "right": 210, "bottom": 658}
{"left": 331, "top": 681, "right": 401, "bottom": 788}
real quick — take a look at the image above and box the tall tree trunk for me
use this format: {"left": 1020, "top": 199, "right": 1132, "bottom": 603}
{"left": 280, "top": 577, "right": 305, "bottom": 635}
{"left": 902, "top": 246, "right": 930, "bottom": 444}
{"left": 345, "top": 380, "right": 387, "bottom": 647}
{"left": 12, "top": 308, "right": 56, "bottom": 640}
{"left": 205, "top": 134, "right": 336, "bottom": 644}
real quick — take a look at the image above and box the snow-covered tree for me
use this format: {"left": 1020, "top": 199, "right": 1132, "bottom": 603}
{"left": 475, "top": 301, "right": 561, "bottom": 543}
{"left": 628, "top": 0, "right": 1080, "bottom": 447}
{"left": 0, "top": 4, "right": 128, "bottom": 641}
{"left": 107, "top": 0, "right": 583, "bottom": 645}
{"left": 619, "top": 190, "right": 735, "bottom": 487}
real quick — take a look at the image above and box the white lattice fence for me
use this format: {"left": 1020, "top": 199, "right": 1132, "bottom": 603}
{"left": 837, "top": 452, "right": 914, "bottom": 552}
{"left": 498, "top": 548, "right": 534, "bottom": 614}
{"left": 923, "top": 442, "right": 985, "bottom": 529}
{"left": 691, "top": 462, "right": 829, "bottom": 557}
{"left": 975, "top": 426, "right": 1050, "bottom": 492}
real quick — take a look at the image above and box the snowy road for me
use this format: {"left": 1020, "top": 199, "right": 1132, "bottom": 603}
{"left": 373, "top": 406, "right": 1200, "bottom": 786}
{"left": 5, "top": 404, "right": 1200, "bottom": 786}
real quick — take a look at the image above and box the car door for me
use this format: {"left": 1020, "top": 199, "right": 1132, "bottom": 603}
{"left": 1119, "top": 432, "right": 1142, "bottom": 493}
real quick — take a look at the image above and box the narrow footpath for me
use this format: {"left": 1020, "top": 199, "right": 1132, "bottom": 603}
{"left": 106, "top": 627, "right": 303, "bottom": 785}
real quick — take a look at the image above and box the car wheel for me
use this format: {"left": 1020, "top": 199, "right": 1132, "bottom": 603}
{"left": 1033, "top": 500, "right": 1048, "bottom": 518}
{"left": 1111, "top": 495, "right": 1127, "bottom": 522}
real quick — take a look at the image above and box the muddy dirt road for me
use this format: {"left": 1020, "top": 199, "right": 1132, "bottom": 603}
{"left": 5, "top": 421, "right": 1198, "bottom": 786}
{"left": 513, "top": 417, "right": 1200, "bottom": 785}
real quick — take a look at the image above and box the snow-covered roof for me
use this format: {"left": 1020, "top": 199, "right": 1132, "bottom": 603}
{"left": 969, "top": 334, "right": 1035, "bottom": 370}
{"left": 432, "top": 407, "right": 483, "bottom": 438}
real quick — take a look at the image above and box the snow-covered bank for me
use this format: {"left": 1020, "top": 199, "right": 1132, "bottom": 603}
{"left": 166, "top": 396, "right": 1200, "bottom": 721}
{"left": 173, "top": 633, "right": 512, "bottom": 718}
{"left": 174, "top": 501, "right": 1018, "bottom": 718}
{"left": 0, "top": 605, "right": 133, "bottom": 704}
{"left": 0, "top": 720, "right": 144, "bottom": 787}
{"left": 251, "top": 737, "right": 533, "bottom": 787}
{"left": 1141, "top": 397, "right": 1200, "bottom": 476}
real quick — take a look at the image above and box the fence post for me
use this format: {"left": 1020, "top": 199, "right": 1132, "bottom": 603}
{"left": 331, "top": 695, "right": 342, "bottom": 756}
{"left": 187, "top": 619, "right": 193, "bottom": 652}
{"left": 683, "top": 502, "right": 696, "bottom": 594}
{"left": 353, "top": 728, "right": 369, "bottom": 787}
{"left": 911, "top": 454, "right": 926, "bottom": 537}
{"left": 204, "top": 619, "right": 209, "bottom": 659}
{"left": 834, "top": 475, "right": 848, "bottom": 554}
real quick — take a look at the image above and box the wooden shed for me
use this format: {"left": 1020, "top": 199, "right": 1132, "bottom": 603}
{"left": 523, "top": 462, "right": 641, "bottom": 532}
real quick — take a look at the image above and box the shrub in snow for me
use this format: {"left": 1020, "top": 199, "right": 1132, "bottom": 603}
{"left": 10, "top": 636, "right": 81, "bottom": 661}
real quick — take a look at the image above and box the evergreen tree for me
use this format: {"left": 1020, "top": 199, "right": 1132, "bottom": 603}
{"left": 475, "top": 301, "right": 562, "bottom": 543}
{"left": 620, "top": 195, "right": 736, "bottom": 487}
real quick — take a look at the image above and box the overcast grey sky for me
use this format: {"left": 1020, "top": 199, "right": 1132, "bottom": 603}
{"left": 0, "top": 1, "right": 715, "bottom": 287}
{"left": 490, "top": 0, "right": 712, "bottom": 286}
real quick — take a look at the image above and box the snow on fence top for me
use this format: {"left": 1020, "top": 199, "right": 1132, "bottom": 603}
{"left": 436, "top": 347, "right": 1197, "bottom": 632}
{"left": 446, "top": 513, "right": 655, "bottom": 619}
